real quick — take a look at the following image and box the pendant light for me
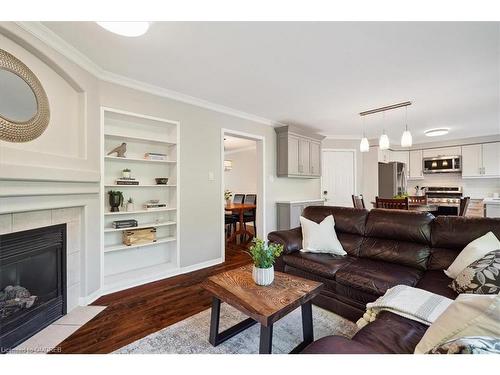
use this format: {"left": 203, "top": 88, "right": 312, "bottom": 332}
{"left": 400, "top": 106, "right": 412, "bottom": 147}
{"left": 359, "top": 116, "right": 369, "bottom": 152}
{"left": 379, "top": 112, "right": 390, "bottom": 150}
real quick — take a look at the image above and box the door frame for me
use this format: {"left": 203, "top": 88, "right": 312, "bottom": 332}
{"left": 220, "top": 128, "right": 266, "bottom": 261}
{"left": 321, "top": 148, "right": 357, "bottom": 204}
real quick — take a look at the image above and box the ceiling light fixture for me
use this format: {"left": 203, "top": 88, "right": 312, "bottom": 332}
{"left": 96, "top": 22, "right": 151, "bottom": 37}
{"left": 424, "top": 128, "right": 449, "bottom": 137}
{"left": 400, "top": 106, "right": 412, "bottom": 147}
{"left": 360, "top": 116, "right": 369, "bottom": 152}
{"left": 360, "top": 101, "right": 411, "bottom": 152}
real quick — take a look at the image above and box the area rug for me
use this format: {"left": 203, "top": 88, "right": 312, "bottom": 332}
{"left": 115, "top": 303, "right": 358, "bottom": 354}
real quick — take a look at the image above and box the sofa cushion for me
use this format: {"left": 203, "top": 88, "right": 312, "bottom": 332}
{"left": 352, "top": 311, "right": 429, "bottom": 354}
{"left": 416, "top": 271, "right": 458, "bottom": 299}
{"left": 302, "top": 335, "right": 378, "bottom": 354}
{"left": 359, "top": 237, "right": 431, "bottom": 270}
{"left": 365, "top": 209, "right": 433, "bottom": 245}
{"left": 302, "top": 206, "right": 368, "bottom": 236}
{"left": 431, "top": 216, "right": 500, "bottom": 249}
{"left": 282, "top": 252, "right": 355, "bottom": 280}
{"left": 335, "top": 258, "right": 423, "bottom": 296}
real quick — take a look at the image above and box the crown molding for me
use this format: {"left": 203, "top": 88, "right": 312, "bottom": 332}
{"left": 321, "top": 134, "right": 361, "bottom": 140}
{"left": 15, "top": 22, "right": 282, "bottom": 128}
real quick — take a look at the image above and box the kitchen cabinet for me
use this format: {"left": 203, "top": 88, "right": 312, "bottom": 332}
{"left": 276, "top": 125, "right": 325, "bottom": 178}
{"left": 378, "top": 148, "right": 391, "bottom": 163}
{"left": 462, "top": 142, "right": 500, "bottom": 178}
{"left": 423, "top": 146, "right": 461, "bottom": 158}
{"left": 391, "top": 151, "right": 410, "bottom": 165}
{"left": 276, "top": 200, "right": 325, "bottom": 230}
{"left": 409, "top": 149, "right": 424, "bottom": 180}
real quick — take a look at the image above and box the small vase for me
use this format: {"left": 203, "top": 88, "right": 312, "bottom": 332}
{"left": 252, "top": 265, "right": 274, "bottom": 286}
{"left": 126, "top": 203, "right": 135, "bottom": 212}
{"left": 122, "top": 171, "right": 131, "bottom": 179}
{"left": 225, "top": 199, "right": 231, "bottom": 205}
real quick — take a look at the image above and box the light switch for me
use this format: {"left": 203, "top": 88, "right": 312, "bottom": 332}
{"left": 208, "top": 171, "right": 215, "bottom": 181}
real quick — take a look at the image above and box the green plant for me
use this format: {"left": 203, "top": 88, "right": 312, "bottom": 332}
{"left": 123, "top": 168, "right": 131, "bottom": 172}
{"left": 127, "top": 197, "right": 133, "bottom": 204}
{"left": 393, "top": 193, "right": 409, "bottom": 199}
{"left": 224, "top": 190, "right": 232, "bottom": 200}
{"left": 246, "top": 238, "right": 284, "bottom": 269}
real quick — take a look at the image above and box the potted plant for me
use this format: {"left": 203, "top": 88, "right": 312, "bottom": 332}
{"left": 108, "top": 190, "right": 124, "bottom": 212}
{"left": 122, "top": 168, "right": 131, "bottom": 179}
{"left": 246, "top": 238, "right": 284, "bottom": 286}
{"left": 224, "top": 190, "right": 232, "bottom": 205}
{"left": 126, "top": 197, "right": 135, "bottom": 212}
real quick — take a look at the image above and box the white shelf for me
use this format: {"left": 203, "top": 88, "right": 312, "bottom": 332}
{"left": 104, "top": 221, "right": 176, "bottom": 232}
{"left": 104, "top": 132, "right": 176, "bottom": 146}
{"left": 104, "top": 236, "right": 176, "bottom": 253}
{"left": 105, "top": 155, "right": 176, "bottom": 164}
{"left": 104, "top": 184, "right": 176, "bottom": 188}
{"left": 104, "top": 208, "right": 176, "bottom": 216}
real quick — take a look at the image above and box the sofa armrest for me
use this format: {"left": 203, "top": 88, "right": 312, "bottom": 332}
{"left": 267, "top": 227, "right": 303, "bottom": 255}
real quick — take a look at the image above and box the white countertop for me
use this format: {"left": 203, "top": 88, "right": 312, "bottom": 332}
{"left": 483, "top": 198, "right": 500, "bottom": 206}
{"left": 276, "top": 199, "right": 324, "bottom": 204}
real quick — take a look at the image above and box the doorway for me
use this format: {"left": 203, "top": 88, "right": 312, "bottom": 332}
{"left": 321, "top": 149, "right": 356, "bottom": 206}
{"left": 221, "top": 129, "right": 265, "bottom": 260}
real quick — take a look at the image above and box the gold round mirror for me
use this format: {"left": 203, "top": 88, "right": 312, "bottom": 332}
{"left": 0, "top": 49, "right": 50, "bottom": 142}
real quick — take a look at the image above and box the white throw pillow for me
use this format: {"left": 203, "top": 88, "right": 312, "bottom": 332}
{"left": 414, "top": 294, "right": 500, "bottom": 354}
{"left": 300, "top": 215, "right": 346, "bottom": 255}
{"left": 444, "top": 231, "right": 500, "bottom": 279}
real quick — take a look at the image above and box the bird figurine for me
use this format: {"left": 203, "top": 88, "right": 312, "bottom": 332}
{"left": 107, "top": 142, "right": 127, "bottom": 158}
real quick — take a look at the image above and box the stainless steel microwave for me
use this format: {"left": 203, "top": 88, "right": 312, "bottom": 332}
{"left": 423, "top": 155, "right": 461, "bottom": 174}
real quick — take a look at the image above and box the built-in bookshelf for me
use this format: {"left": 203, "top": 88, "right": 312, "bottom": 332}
{"left": 101, "top": 107, "right": 180, "bottom": 293}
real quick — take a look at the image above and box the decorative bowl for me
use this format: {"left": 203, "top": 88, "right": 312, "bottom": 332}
{"left": 155, "top": 177, "right": 169, "bottom": 185}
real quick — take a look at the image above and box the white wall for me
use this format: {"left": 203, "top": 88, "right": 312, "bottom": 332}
{"left": 0, "top": 22, "right": 321, "bottom": 301}
{"left": 224, "top": 147, "right": 257, "bottom": 195}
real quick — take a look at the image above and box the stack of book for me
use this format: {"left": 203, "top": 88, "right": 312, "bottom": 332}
{"left": 145, "top": 152, "right": 167, "bottom": 161}
{"left": 116, "top": 177, "right": 139, "bottom": 185}
{"left": 144, "top": 202, "right": 167, "bottom": 210}
{"left": 112, "top": 219, "right": 138, "bottom": 229}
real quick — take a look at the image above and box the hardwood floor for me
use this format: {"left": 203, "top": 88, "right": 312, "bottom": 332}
{"left": 52, "top": 242, "right": 251, "bottom": 353}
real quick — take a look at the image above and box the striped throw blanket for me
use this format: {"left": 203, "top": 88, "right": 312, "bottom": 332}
{"left": 356, "top": 285, "right": 453, "bottom": 328}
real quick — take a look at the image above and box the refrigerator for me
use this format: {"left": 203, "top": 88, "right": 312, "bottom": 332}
{"left": 378, "top": 162, "right": 407, "bottom": 198}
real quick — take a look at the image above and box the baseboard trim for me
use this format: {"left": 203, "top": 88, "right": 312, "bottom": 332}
{"left": 180, "top": 257, "right": 224, "bottom": 275}
{"left": 78, "top": 288, "right": 102, "bottom": 306}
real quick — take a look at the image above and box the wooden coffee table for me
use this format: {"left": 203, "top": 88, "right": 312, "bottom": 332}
{"left": 202, "top": 265, "right": 323, "bottom": 354}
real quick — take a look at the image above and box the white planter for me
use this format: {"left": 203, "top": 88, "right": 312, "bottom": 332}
{"left": 126, "top": 203, "right": 135, "bottom": 212}
{"left": 252, "top": 265, "right": 274, "bottom": 286}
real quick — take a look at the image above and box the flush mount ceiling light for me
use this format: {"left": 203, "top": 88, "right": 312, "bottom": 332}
{"left": 96, "top": 22, "right": 151, "bottom": 37}
{"left": 424, "top": 128, "right": 449, "bottom": 137}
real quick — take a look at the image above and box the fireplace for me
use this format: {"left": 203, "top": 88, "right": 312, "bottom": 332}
{"left": 0, "top": 224, "right": 66, "bottom": 352}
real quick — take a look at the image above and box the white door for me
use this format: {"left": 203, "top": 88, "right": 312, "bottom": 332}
{"left": 322, "top": 150, "right": 355, "bottom": 207}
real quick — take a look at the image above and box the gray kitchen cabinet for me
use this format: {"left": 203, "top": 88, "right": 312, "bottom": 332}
{"left": 276, "top": 200, "right": 325, "bottom": 230}
{"left": 276, "top": 125, "right": 325, "bottom": 178}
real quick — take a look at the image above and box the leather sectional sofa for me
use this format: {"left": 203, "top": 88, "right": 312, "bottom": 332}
{"left": 267, "top": 206, "right": 500, "bottom": 353}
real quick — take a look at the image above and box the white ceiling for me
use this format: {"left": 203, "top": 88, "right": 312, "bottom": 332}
{"left": 224, "top": 135, "right": 256, "bottom": 152}
{"left": 43, "top": 21, "right": 500, "bottom": 143}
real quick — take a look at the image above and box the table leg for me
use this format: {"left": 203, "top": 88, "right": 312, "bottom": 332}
{"left": 259, "top": 324, "right": 273, "bottom": 354}
{"left": 239, "top": 209, "right": 244, "bottom": 243}
{"left": 290, "top": 301, "right": 314, "bottom": 354}
{"left": 208, "top": 297, "right": 257, "bottom": 347}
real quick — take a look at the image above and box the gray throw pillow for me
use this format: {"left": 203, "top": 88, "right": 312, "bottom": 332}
{"left": 450, "top": 249, "right": 500, "bottom": 294}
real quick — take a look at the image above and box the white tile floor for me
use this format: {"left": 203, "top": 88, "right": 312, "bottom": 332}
{"left": 11, "top": 306, "right": 106, "bottom": 354}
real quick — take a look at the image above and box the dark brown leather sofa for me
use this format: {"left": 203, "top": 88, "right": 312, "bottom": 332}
{"left": 267, "top": 206, "right": 500, "bottom": 353}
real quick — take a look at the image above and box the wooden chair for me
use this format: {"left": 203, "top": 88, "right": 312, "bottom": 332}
{"left": 243, "top": 194, "right": 257, "bottom": 238}
{"left": 352, "top": 194, "right": 366, "bottom": 209}
{"left": 375, "top": 197, "right": 409, "bottom": 210}
{"left": 225, "top": 194, "right": 245, "bottom": 237}
{"left": 459, "top": 197, "right": 470, "bottom": 216}
{"left": 408, "top": 195, "right": 427, "bottom": 205}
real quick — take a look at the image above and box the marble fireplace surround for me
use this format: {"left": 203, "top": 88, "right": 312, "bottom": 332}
{"left": 0, "top": 189, "right": 101, "bottom": 313}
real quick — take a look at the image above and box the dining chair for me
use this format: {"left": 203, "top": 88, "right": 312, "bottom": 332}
{"left": 459, "top": 197, "right": 470, "bottom": 216}
{"left": 243, "top": 194, "right": 257, "bottom": 238}
{"left": 408, "top": 195, "right": 427, "bottom": 205}
{"left": 233, "top": 194, "right": 245, "bottom": 204}
{"left": 351, "top": 194, "right": 366, "bottom": 209}
{"left": 375, "top": 197, "right": 409, "bottom": 210}
{"left": 225, "top": 194, "right": 245, "bottom": 238}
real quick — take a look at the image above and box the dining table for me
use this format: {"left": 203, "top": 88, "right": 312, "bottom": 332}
{"left": 225, "top": 203, "right": 257, "bottom": 244}
{"left": 370, "top": 202, "right": 439, "bottom": 213}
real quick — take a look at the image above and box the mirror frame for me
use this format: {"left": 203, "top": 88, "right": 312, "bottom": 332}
{"left": 0, "top": 48, "right": 50, "bottom": 143}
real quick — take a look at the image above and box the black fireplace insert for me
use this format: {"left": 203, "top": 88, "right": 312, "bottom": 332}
{"left": 0, "top": 224, "right": 66, "bottom": 352}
